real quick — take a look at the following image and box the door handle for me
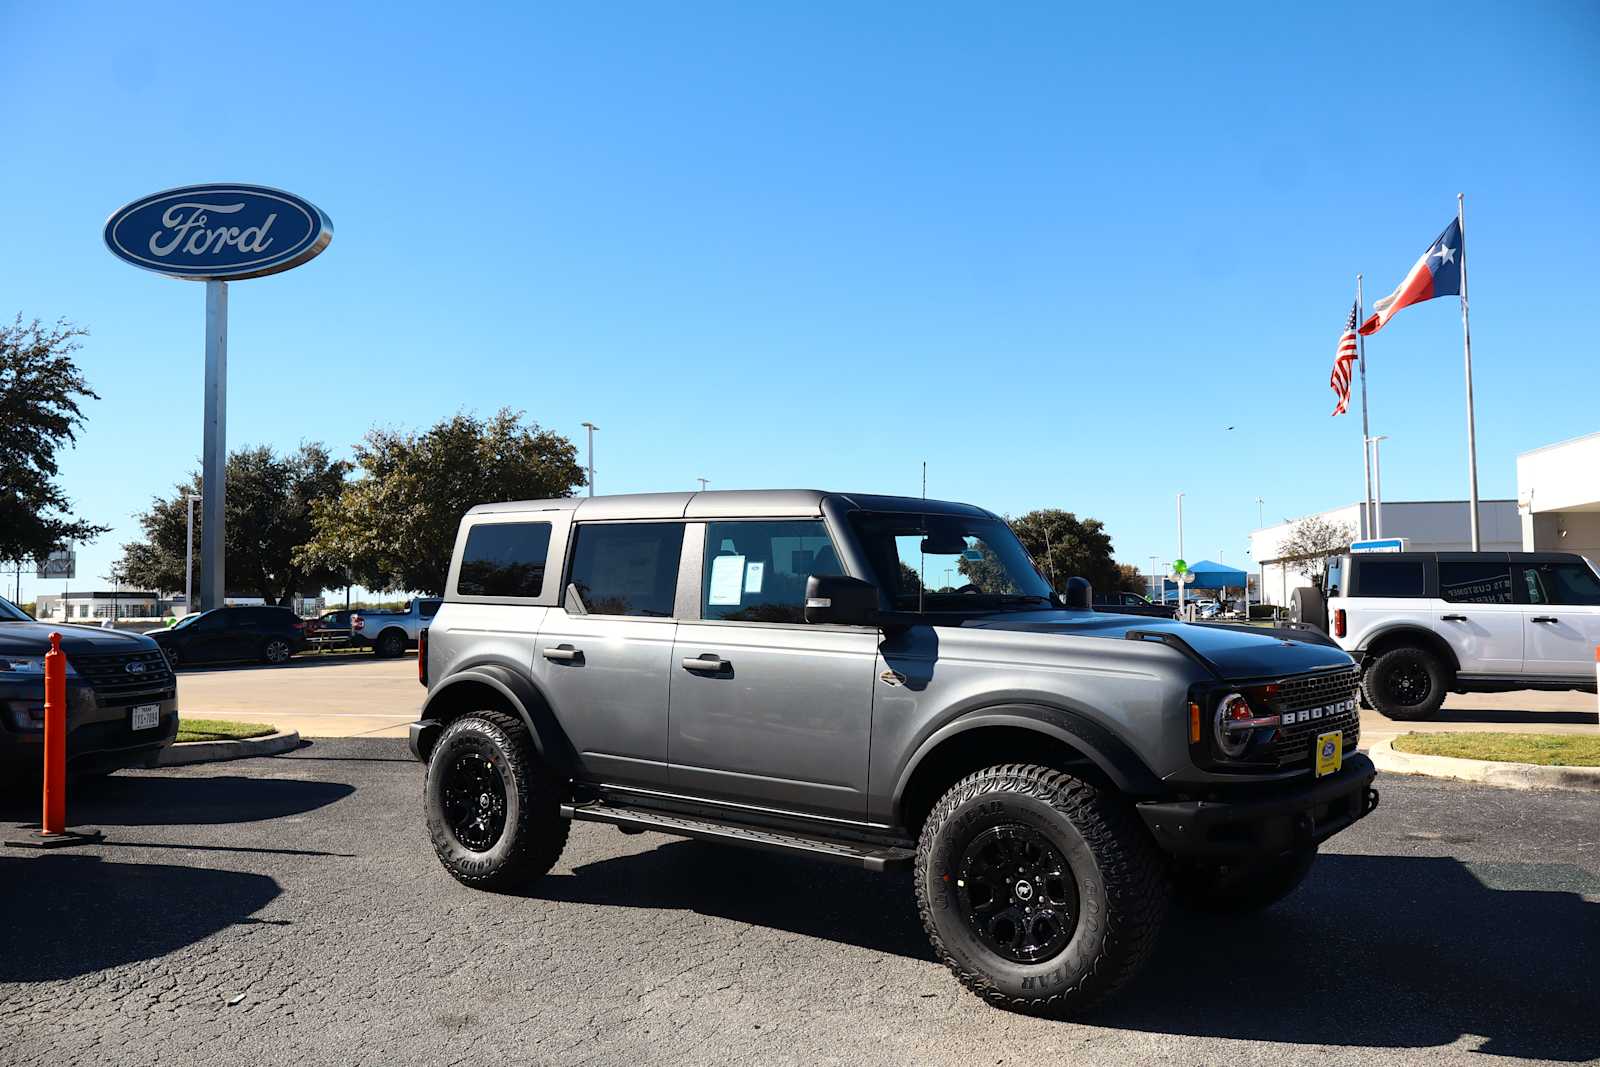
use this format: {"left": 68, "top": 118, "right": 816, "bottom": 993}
{"left": 681, "top": 654, "right": 730, "bottom": 673}
{"left": 1530, "top": 616, "right": 1560, "bottom": 624}
{"left": 543, "top": 645, "right": 583, "bottom": 663}
{"left": 1440, "top": 614, "right": 1468, "bottom": 622}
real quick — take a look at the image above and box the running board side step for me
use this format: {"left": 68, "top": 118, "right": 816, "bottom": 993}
{"left": 560, "top": 801, "right": 915, "bottom": 872}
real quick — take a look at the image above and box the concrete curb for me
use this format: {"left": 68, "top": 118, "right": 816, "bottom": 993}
{"left": 1369, "top": 738, "right": 1600, "bottom": 793}
{"left": 152, "top": 730, "right": 302, "bottom": 767}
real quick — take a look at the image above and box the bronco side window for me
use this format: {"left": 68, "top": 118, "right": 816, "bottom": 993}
{"left": 457, "top": 522, "right": 552, "bottom": 599}
{"left": 702, "top": 520, "right": 841, "bottom": 623}
{"left": 566, "top": 522, "right": 684, "bottom": 618}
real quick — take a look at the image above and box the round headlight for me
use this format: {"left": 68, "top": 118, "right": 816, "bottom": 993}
{"left": 1213, "top": 692, "right": 1254, "bottom": 758}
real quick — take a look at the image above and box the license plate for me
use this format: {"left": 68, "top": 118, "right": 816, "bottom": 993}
{"left": 131, "top": 704, "right": 160, "bottom": 731}
{"left": 1314, "top": 730, "right": 1343, "bottom": 777}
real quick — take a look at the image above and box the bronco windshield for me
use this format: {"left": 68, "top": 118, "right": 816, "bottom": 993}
{"left": 848, "top": 512, "right": 1054, "bottom": 612}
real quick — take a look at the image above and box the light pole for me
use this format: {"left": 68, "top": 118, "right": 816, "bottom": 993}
{"left": 1255, "top": 497, "right": 1265, "bottom": 613}
{"left": 1148, "top": 554, "right": 1159, "bottom": 602}
{"left": 185, "top": 493, "right": 202, "bottom": 614}
{"left": 580, "top": 422, "right": 598, "bottom": 497}
{"left": 1176, "top": 492, "right": 1186, "bottom": 614}
{"left": 697, "top": 478, "right": 709, "bottom": 492}
{"left": 1368, "top": 435, "right": 1388, "bottom": 538}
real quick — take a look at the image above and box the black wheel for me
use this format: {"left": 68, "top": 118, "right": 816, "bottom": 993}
{"left": 425, "top": 710, "right": 568, "bottom": 890}
{"left": 1174, "top": 845, "right": 1317, "bottom": 913}
{"left": 1366, "top": 645, "right": 1448, "bottom": 720}
{"left": 374, "top": 629, "right": 406, "bottom": 658}
{"left": 915, "top": 764, "right": 1169, "bottom": 1016}
{"left": 1288, "top": 586, "right": 1327, "bottom": 632}
{"left": 262, "top": 638, "right": 293, "bottom": 665}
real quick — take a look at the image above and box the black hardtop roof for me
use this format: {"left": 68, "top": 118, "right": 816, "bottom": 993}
{"left": 1345, "top": 550, "right": 1590, "bottom": 565}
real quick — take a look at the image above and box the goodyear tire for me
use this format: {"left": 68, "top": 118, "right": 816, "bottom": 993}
{"left": 425, "top": 710, "right": 568, "bottom": 891}
{"left": 1365, "top": 646, "right": 1448, "bottom": 721}
{"left": 915, "top": 764, "right": 1169, "bottom": 1016}
{"left": 1174, "top": 845, "right": 1317, "bottom": 913}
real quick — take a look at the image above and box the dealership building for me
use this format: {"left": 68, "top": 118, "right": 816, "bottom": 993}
{"left": 1250, "top": 432, "right": 1600, "bottom": 607}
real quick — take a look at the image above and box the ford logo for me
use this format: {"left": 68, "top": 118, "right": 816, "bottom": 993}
{"left": 125, "top": 661, "right": 148, "bottom": 674}
{"left": 104, "top": 184, "right": 333, "bottom": 281}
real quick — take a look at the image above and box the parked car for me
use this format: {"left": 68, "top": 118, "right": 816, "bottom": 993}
{"left": 1091, "top": 590, "right": 1178, "bottom": 619}
{"left": 351, "top": 598, "right": 441, "bottom": 658}
{"left": 0, "top": 595, "right": 177, "bottom": 775}
{"left": 1291, "top": 550, "right": 1600, "bottom": 720}
{"left": 147, "top": 605, "right": 310, "bottom": 668}
{"left": 407, "top": 490, "right": 1376, "bottom": 1016}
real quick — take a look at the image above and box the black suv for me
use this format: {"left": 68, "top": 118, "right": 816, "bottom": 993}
{"left": 147, "top": 605, "right": 310, "bottom": 668}
{"left": 0, "top": 596, "right": 178, "bottom": 775}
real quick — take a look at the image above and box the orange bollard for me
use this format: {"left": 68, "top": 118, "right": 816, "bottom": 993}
{"left": 3, "top": 631, "right": 102, "bottom": 849}
{"left": 41, "top": 632, "right": 66, "bottom": 836}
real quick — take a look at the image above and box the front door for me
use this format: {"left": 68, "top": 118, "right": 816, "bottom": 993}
{"left": 531, "top": 521, "right": 685, "bottom": 790}
{"left": 668, "top": 519, "right": 878, "bottom": 821}
{"left": 1519, "top": 560, "right": 1600, "bottom": 678}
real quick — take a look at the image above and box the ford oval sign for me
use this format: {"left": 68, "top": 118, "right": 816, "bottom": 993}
{"left": 104, "top": 184, "right": 333, "bottom": 281}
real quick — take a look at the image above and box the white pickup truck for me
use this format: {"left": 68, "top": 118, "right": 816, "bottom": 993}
{"left": 352, "top": 598, "right": 442, "bottom": 658}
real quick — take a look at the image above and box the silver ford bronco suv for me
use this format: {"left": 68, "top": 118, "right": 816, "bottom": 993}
{"left": 409, "top": 491, "right": 1379, "bottom": 1015}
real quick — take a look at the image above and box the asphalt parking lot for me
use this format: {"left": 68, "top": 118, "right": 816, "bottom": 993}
{"left": 3, "top": 741, "right": 1596, "bottom": 1067}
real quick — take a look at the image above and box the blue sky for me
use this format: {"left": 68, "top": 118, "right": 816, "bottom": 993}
{"left": 3, "top": 1, "right": 1597, "bottom": 601}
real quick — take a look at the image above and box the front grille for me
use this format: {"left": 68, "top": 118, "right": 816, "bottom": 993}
{"left": 1269, "top": 665, "right": 1361, "bottom": 767}
{"left": 67, "top": 649, "right": 177, "bottom": 707}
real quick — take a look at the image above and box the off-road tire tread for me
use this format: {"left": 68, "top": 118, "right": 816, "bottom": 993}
{"left": 914, "top": 763, "right": 1168, "bottom": 1016}
{"left": 427, "top": 709, "right": 568, "bottom": 890}
{"left": 1366, "top": 645, "right": 1448, "bottom": 721}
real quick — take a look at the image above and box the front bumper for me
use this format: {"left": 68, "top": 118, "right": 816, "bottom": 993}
{"left": 0, "top": 678, "right": 178, "bottom": 773}
{"left": 1137, "top": 753, "right": 1378, "bottom": 858}
{"left": 407, "top": 719, "right": 441, "bottom": 762}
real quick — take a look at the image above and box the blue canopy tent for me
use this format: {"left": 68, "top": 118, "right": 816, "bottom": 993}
{"left": 1160, "top": 560, "right": 1250, "bottom": 601}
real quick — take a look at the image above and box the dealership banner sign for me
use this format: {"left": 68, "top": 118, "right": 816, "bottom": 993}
{"left": 103, "top": 184, "right": 333, "bottom": 281}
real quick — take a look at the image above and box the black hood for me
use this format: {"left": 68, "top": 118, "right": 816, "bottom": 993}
{"left": 0, "top": 621, "right": 159, "bottom": 656}
{"left": 959, "top": 610, "right": 1353, "bottom": 680}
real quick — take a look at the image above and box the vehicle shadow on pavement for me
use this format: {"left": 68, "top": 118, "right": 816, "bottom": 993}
{"left": 1099, "top": 853, "right": 1599, "bottom": 1062}
{"left": 0, "top": 853, "right": 280, "bottom": 982}
{"left": 0, "top": 774, "right": 354, "bottom": 827}
{"left": 529, "top": 839, "right": 933, "bottom": 960}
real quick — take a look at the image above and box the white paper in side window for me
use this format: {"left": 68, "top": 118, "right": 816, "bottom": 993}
{"left": 744, "top": 561, "right": 765, "bottom": 593}
{"left": 708, "top": 555, "right": 746, "bottom": 605}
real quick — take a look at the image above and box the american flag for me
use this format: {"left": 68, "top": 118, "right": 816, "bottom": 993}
{"left": 1329, "top": 301, "right": 1359, "bottom": 416}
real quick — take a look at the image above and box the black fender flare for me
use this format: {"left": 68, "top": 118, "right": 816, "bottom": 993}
{"left": 1356, "top": 625, "right": 1461, "bottom": 675}
{"left": 890, "top": 702, "right": 1165, "bottom": 816}
{"left": 419, "top": 664, "right": 577, "bottom": 772}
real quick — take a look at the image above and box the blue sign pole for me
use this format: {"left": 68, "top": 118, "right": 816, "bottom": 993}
{"left": 201, "top": 281, "right": 227, "bottom": 610}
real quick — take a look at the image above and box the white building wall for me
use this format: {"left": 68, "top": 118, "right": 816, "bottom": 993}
{"left": 1517, "top": 433, "right": 1600, "bottom": 561}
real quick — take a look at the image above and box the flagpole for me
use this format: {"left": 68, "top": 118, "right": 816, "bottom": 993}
{"left": 1459, "top": 192, "right": 1481, "bottom": 550}
{"left": 1357, "top": 273, "right": 1373, "bottom": 540}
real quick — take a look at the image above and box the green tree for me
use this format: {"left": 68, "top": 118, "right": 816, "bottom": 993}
{"left": 118, "top": 443, "right": 349, "bottom": 604}
{"left": 299, "top": 410, "right": 584, "bottom": 595}
{"left": 0, "top": 317, "right": 108, "bottom": 562}
{"left": 1001, "top": 509, "right": 1126, "bottom": 595}
{"left": 1113, "top": 562, "right": 1150, "bottom": 596}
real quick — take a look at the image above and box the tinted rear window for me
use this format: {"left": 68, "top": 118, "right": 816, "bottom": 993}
{"left": 458, "top": 522, "right": 553, "bottom": 598}
{"left": 1439, "top": 562, "right": 1513, "bottom": 604}
{"left": 1354, "top": 560, "right": 1427, "bottom": 598}
{"left": 567, "top": 522, "right": 684, "bottom": 617}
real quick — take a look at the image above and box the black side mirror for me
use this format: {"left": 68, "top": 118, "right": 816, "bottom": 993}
{"left": 804, "top": 574, "right": 879, "bottom": 626}
{"left": 1063, "top": 576, "right": 1093, "bottom": 611}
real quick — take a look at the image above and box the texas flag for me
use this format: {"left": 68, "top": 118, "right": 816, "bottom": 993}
{"left": 1360, "top": 218, "right": 1463, "bottom": 335}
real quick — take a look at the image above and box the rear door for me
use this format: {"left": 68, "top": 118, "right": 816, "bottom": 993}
{"left": 1435, "top": 558, "right": 1523, "bottom": 674}
{"left": 1518, "top": 560, "right": 1600, "bottom": 678}
{"left": 531, "top": 521, "right": 683, "bottom": 790}
{"left": 668, "top": 518, "right": 878, "bottom": 821}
